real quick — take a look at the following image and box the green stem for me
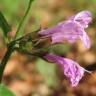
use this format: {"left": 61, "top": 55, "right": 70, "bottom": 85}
{"left": 14, "top": 0, "right": 34, "bottom": 39}
{"left": 0, "top": 0, "right": 35, "bottom": 83}
{"left": 0, "top": 43, "right": 15, "bottom": 83}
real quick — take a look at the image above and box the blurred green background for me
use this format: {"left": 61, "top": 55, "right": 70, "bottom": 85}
{"left": 0, "top": 0, "right": 96, "bottom": 96}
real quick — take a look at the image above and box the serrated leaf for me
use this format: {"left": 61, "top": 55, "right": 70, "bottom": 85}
{"left": 0, "top": 84, "right": 15, "bottom": 96}
{"left": 0, "top": 12, "right": 11, "bottom": 38}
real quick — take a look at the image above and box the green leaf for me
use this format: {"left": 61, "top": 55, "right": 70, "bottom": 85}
{"left": 0, "top": 12, "right": 11, "bottom": 38}
{"left": 0, "top": 84, "right": 15, "bottom": 96}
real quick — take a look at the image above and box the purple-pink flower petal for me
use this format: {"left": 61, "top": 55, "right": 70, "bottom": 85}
{"left": 74, "top": 11, "right": 92, "bottom": 28}
{"left": 63, "top": 58, "right": 85, "bottom": 86}
{"left": 80, "top": 30, "right": 91, "bottom": 49}
{"left": 51, "top": 21, "right": 82, "bottom": 44}
{"left": 44, "top": 54, "right": 89, "bottom": 87}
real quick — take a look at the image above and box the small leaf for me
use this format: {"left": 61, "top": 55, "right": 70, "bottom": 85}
{"left": 0, "top": 84, "right": 15, "bottom": 96}
{"left": 0, "top": 11, "right": 11, "bottom": 38}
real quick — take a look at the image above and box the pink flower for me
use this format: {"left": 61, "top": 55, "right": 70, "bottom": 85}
{"left": 39, "top": 11, "right": 92, "bottom": 49}
{"left": 44, "top": 54, "right": 90, "bottom": 87}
